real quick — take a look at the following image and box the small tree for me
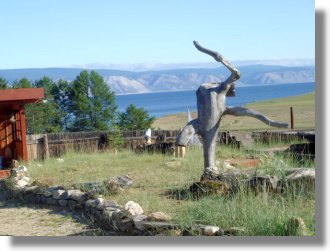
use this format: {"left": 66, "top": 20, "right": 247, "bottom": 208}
{"left": 12, "top": 78, "right": 32, "bottom": 88}
{"left": 118, "top": 104, "right": 155, "bottom": 130}
{"left": 25, "top": 77, "right": 62, "bottom": 134}
{"left": 69, "top": 70, "right": 117, "bottom": 131}
{"left": 0, "top": 78, "right": 8, "bottom": 89}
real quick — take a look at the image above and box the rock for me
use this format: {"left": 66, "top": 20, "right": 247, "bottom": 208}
{"left": 224, "top": 227, "right": 247, "bottom": 236}
{"left": 189, "top": 180, "right": 230, "bottom": 198}
{"left": 68, "top": 190, "right": 87, "bottom": 203}
{"left": 102, "top": 207, "right": 120, "bottom": 225}
{"left": 67, "top": 200, "right": 78, "bottom": 210}
{"left": 111, "top": 211, "right": 134, "bottom": 233}
{"left": 15, "top": 178, "right": 29, "bottom": 189}
{"left": 85, "top": 199, "right": 98, "bottom": 208}
{"left": 23, "top": 194, "right": 35, "bottom": 203}
{"left": 285, "top": 168, "right": 315, "bottom": 179}
{"left": 34, "top": 195, "right": 41, "bottom": 203}
{"left": 104, "top": 180, "right": 123, "bottom": 194}
{"left": 279, "top": 168, "right": 315, "bottom": 194}
{"left": 247, "top": 175, "right": 278, "bottom": 193}
{"left": 148, "top": 212, "right": 171, "bottom": 222}
{"left": 202, "top": 226, "right": 220, "bottom": 236}
{"left": 125, "top": 201, "right": 143, "bottom": 217}
{"left": 133, "top": 215, "right": 149, "bottom": 231}
{"left": 103, "top": 175, "right": 133, "bottom": 194}
{"left": 12, "top": 165, "right": 28, "bottom": 177}
{"left": 22, "top": 186, "right": 39, "bottom": 194}
{"left": 58, "top": 199, "right": 68, "bottom": 207}
{"left": 46, "top": 197, "right": 58, "bottom": 206}
{"left": 52, "top": 189, "right": 67, "bottom": 199}
{"left": 40, "top": 195, "right": 47, "bottom": 204}
{"left": 286, "top": 217, "right": 310, "bottom": 236}
{"left": 221, "top": 160, "right": 237, "bottom": 172}
{"left": 95, "top": 197, "right": 104, "bottom": 204}
{"left": 11, "top": 159, "right": 20, "bottom": 169}
{"left": 136, "top": 221, "right": 180, "bottom": 232}
{"left": 116, "top": 175, "right": 134, "bottom": 187}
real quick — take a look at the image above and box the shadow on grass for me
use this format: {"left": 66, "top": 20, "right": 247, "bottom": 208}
{"left": 161, "top": 185, "right": 197, "bottom": 201}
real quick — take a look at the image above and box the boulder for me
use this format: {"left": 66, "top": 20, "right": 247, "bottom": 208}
{"left": 85, "top": 199, "right": 98, "bottom": 208}
{"left": 286, "top": 217, "right": 311, "bottom": 236}
{"left": 189, "top": 180, "right": 230, "bottom": 198}
{"left": 224, "top": 227, "right": 247, "bottom": 236}
{"left": 282, "top": 168, "right": 315, "bottom": 194}
{"left": 68, "top": 190, "right": 87, "bottom": 203}
{"left": 133, "top": 215, "right": 149, "bottom": 231}
{"left": 104, "top": 180, "right": 123, "bottom": 194}
{"left": 12, "top": 165, "right": 28, "bottom": 177}
{"left": 125, "top": 201, "right": 143, "bottom": 217}
{"left": 67, "top": 199, "right": 78, "bottom": 210}
{"left": 115, "top": 175, "right": 134, "bottom": 187}
{"left": 111, "top": 211, "right": 134, "bottom": 233}
{"left": 15, "top": 178, "right": 29, "bottom": 189}
{"left": 202, "top": 226, "right": 220, "bottom": 236}
{"left": 52, "top": 189, "right": 67, "bottom": 199}
{"left": 246, "top": 175, "right": 278, "bottom": 193}
{"left": 58, "top": 199, "right": 68, "bottom": 207}
{"left": 22, "top": 186, "right": 39, "bottom": 194}
{"left": 148, "top": 212, "right": 171, "bottom": 222}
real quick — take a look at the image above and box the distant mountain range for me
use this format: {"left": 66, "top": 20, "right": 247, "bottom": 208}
{"left": 0, "top": 64, "right": 315, "bottom": 94}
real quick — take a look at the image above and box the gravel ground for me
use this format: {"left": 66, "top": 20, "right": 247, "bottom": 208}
{"left": 0, "top": 198, "right": 102, "bottom": 236}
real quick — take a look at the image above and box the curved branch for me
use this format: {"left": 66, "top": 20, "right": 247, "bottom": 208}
{"left": 175, "top": 119, "right": 200, "bottom": 146}
{"left": 193, "top": 41, "right": 240, "bottom": 84}
{"left": 224, "top": 106, "right": 288, "bottom": 128}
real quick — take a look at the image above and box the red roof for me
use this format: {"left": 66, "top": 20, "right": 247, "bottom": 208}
{"left": 0, "top": 88, "right": 45, "bottom": 104}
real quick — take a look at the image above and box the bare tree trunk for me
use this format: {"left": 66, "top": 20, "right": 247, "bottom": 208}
{"left": 176, "top": 41, "right": 288, "bottom": 175}
{"left": 224, "top": 107, "right": 288, "bottom": 128}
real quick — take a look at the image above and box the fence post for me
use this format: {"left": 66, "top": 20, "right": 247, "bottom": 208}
{"left": 43, "top": 134, "right": 49, "bottom": 160}
{"left": 290, "top": 107, "right": 294, "bottom": 130}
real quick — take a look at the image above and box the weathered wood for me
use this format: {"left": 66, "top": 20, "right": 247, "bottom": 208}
{"left": 224, "top": 107, "right": 288, "bottom": 128}
{"left": 176, "top": 41, "right": 288, "bottom": 174}
{"left": 43, "top": 134, "right": 49, "bottom": 160}
{"left": 290, "top": 106, "right": 294, "bottom": 130}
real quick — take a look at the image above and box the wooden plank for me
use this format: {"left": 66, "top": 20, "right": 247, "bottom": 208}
{"left": 0, "top": 170, "right": 11, "bottom": 180}
{"left": 0, "top": 88, "right": 44, "bottom": 103}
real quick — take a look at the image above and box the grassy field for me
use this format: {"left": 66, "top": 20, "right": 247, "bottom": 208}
{"left": 24, "top": 92, "right": 315, "bottom": 236}
{"left": 27, "top": 143, "right": 315, "bottom": 236}
{"left": 152, "top": 91, "right": 315, "bottom": 131}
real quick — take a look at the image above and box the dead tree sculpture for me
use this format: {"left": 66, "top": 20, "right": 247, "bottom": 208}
{"left": 176, "top": 41, "right": 288, "bottom": 175}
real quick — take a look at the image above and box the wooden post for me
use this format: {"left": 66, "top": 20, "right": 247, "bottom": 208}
{"left": 290, "top": 107, "right": 294, "bottom": 130}
{"left": 43, "top": 134, "right": 49, "bottom": 160}
{"left": 175, "top": 145, "right": 186, "bottom": 158}
{"left": 19, "top": 107, "right": 28, "bottom": 163}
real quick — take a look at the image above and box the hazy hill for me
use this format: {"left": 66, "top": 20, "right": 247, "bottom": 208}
{"left": 0, "top": 65, "right": 315, "bottom": 94}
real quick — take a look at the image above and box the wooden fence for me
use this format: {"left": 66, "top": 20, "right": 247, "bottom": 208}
{"left": 26, "top": 130, "right": 183, "bottom": 161}
{"left": 26, "top": 129, "right": 311, "bottom": 162}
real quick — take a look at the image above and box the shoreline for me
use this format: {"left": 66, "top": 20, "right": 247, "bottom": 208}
{"left": 155, "top": 90, "right": 316, "bottom": 119}
{"left": 152, "top": 91, "right": 315, "bottom": 131}
{"left": 115, "top": 82, "right": 315, "bottom": 96}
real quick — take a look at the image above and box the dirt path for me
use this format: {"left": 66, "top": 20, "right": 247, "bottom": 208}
{"left": 0, "top": 199, "right": 102, "bottom": 236}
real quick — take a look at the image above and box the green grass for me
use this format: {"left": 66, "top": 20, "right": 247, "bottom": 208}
{"left": 27, "top": 143, "right": 315, "bottom": 236}
{"left": 178, "top": 192, "right": 315, "bottom": 236}
{"left": 153, "top": 92, "right": 315, "bottom": 131}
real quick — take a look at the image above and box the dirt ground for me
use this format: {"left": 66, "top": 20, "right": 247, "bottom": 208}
{"left": 0, "top": 197, "right": 103, "bottom": 236}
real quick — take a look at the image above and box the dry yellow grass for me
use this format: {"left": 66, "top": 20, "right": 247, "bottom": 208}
{"left": 152, "top": 92, "right": 315, "bottom": 131}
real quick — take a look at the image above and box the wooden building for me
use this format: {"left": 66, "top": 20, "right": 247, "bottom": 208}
{"left": 0, "top": 88, "right": 44, "bottom": 168}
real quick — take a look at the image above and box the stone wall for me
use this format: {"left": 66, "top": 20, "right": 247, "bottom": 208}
{"left": 0, "top": 176, "right": 238, "bottom": 236}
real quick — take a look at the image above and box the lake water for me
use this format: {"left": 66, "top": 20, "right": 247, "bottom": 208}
{"left": 116, "top": 82, "right": 315, "bottom": 118}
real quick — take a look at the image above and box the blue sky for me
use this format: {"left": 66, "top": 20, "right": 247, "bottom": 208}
{"left": 1, "top": 0, "right": 315, "bottom": 69}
